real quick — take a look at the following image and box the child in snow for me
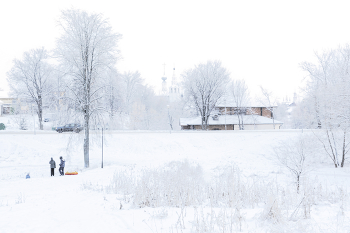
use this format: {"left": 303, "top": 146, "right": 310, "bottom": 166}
{"left": 59, "top": 156, "right": 65, "bottom": 176}
{"left": 26, "top": 173, "right": 30, "bottom": 179}
{"left": 49, "top": 157, "right": 56, "bottom": 176}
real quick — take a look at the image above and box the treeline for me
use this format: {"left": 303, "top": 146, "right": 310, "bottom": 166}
{"left": 7, "top": 10, "right": 185, "bottom": 133}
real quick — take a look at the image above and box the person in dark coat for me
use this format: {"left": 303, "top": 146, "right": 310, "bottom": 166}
{"left": 59, "top": 156, "right": 65, "bottom": 176}
{"left": 49, "top": 157, "right": 56, "bottom": 176}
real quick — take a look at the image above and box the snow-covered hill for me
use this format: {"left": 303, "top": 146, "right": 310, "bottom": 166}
{"left": 1, "top": 130, "right": 350, "bottom": 232}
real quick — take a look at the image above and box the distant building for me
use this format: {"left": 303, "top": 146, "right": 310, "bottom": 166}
{"left": 158, "top": 66, "right": 182, "bottom": 102}
{"left": 168, "top": 68, "right": 182, "bottom": 102}
{"left": 214, "top": 100, "right": 276, "bottom": 119}
{"left": 289, "top": 92, "right": 298, "bottom": 107}
{"left": 160, "top": 76, "right": 168, "bottom": 96}
{"left": 180, "top": 100, "right": 282, "bottom": 130}
{"left": 0, "top": 98, "right": 16, "bottom": 116}
{"left": 180, "top": 114, "right": 283, "bottom": 130}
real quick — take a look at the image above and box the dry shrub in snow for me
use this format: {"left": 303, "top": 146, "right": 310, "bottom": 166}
{"left": 260, "top": 195, "right": 283, "bottom": 224}
{"left": 108, "top": 161, "right": 205, "bottom": 207}
{"left": 133, "top": 160, "right": 205, "bottom": 208}
{"left": 15, "top": 193, "right": 26, "bottom": 204}
{"left": 108, "top": 168, "right": 136, "bottom": 195}
{"left": 106, "top": 161, "right": 349, "bottom": 232}
{"left": 273, "top": 133, "right": 315, "bottom": 193}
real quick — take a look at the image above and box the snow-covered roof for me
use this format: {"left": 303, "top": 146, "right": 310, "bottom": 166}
{"left": 215, "top": 98, "right": 277, "bottom": 108}
{"left": 180, "top": 115, "right": 283, "bottom": 126}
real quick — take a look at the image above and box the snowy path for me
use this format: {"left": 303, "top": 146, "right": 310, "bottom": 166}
{"left": 0, "top": 167, "right": 157, "bottom": 233}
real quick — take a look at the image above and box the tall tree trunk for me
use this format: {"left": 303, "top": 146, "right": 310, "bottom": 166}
{"left": 315, "top": 97, "right": 322, "bottom": 129}
{"left": 237, "top": 112, "right": 242, "bottom": 130}
{"left": 84, "top": 111, "right": 90, "bottom": 168}
{"left": 341, "top": 130, "right": 346, "bottom": 167}
{"left": 201, "top": 116, "right": 206, "bottom": 130}
{"left": 297, "top": 174, "right": 300, "bottom": 194}
{"left": 109, "top": 86, "right": 114, "bottom": 118}
{"left": 326, "top": 130, "right": 339, "bottom": 168}
{"left": 37, "top": 96, "right": 43, "bottom": 130}
{"left": 241, "top": 113, "right": 244, "bottom": 130}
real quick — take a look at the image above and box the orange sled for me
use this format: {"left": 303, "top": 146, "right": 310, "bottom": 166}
{"left": 65, "top": 171, "right": 78, "bottom": 175}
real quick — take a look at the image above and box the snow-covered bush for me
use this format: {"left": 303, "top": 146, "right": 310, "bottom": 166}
{"left": 19, "top": 118, "right": 28, "bottom": 130}
{"left": 11, "top": 114, "right": 28, "bottom": 130}
{"left": 108, "top": 167, "right": 136, "bottom": 195}
{"left": 273, "top": 134, "right": 315, "bottom": 193}
{"left": 192, "top": 207, "right": 216, "bottom": 232}
{"left": 109, "top": 161, "right": 205, "bottom": 208}
{"left": 15, "top": 193, "right": 26, "bottom": 204}
{"left": 260, "top": 195, "right": 283, "bottom": 224}
{"left": 0, "top": 123, "right": 5, "bottom": 130}
{"left": 106, "top": 161, "right": 349, "bottom": 232}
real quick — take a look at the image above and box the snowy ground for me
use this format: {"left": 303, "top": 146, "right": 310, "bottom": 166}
{"left": 1, "top": 129, "right": 350, "bottom": 232}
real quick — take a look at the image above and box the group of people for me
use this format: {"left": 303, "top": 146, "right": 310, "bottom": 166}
{"left": 49, "top": 156, "right": 65, "bottom": 176}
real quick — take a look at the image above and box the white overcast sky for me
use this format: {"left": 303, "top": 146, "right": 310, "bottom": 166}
{"left": 1, "top": 0, "right": 350, "bottom": 100}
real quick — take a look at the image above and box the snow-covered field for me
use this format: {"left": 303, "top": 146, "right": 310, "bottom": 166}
{"left": 1, "top": 129, "right": 350, "bottom": 232}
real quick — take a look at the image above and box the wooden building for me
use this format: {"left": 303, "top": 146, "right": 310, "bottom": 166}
{"left": 0, "top": 98, "right": 16, "bottom": 116}
{"left": 180, "top": 114, "right": 282, "bottom": 130}
{"left": 180, "top": 101, "right": 282, "bottom": 130}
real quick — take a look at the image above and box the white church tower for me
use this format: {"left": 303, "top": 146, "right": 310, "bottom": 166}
{"left": 160, "top": 63, "right": 168, "bottom": 96}
{"left": 168, "top": 67, "right": 181, "bottom": 102}
{"left": 161, "top": 77, "right": 168, "bottom": 95}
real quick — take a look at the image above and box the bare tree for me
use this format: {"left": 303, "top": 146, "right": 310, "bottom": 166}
{"left": 273, "top": 101, "right": 290, "bottom": 129}
{"left": 300, "top": 45, "right": 350, "bottom": 167}
{"left": 259, "top": 86, "right": 277, "bottom": 129}
{"left": 105, "top": 69, "right": 123, "bottom": 118}
{"left": 314, "top": 129, "right": 350, "bottom": 168}
{"left": 112, "top": 71, "right": 175, "bottom": 130}
{"left": 7, "top": 47, "right": 54, "bottom": 130}
{"left": 121, "top": 71, "right": 144, "bottom": 114}
{"left": 312, "top": 81, "right": 350, "bottom": 168}
{"left": 230, "top": 79, "right": 250, "bottom": 130}
{"left": 55, "top": 9, "right": 121, "bottom": 168}
{"left": 182, "top": 60, "right": 230, "bottom": 130}
{"left": 273, "top": 134, "right": 315, "bottom": 193}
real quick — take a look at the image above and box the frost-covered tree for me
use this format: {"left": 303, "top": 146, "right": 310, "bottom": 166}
{"left": 258, "top": 86, "right": 277, "bottom": 129}
{"left": 273, "top": 134, "right": 315, "bottom": 193}
{"left": 55, "top": 9, "right": 121, "bottom": 168}
{"left": 273, "top": 101, "right": 290, "bottom": 128}
{"left": 300, "top": 44, "right": 350, "bottom": 167}
{"left": 300, "top": 50, "right": 336, "bottom": 129}
{"left": 182, "top": 60, "right": 230, "bottom": 130}
{"left": 7, "top": 47, "right": 54, "bottom": 130}
{"left": 121, "top": 71, "right": 144, "bottom": 114}
{"left": 104, "top": 69, "right": 123, "bottom": 117}
{"left": 229, "top": 79, "right": 250, "bottom": 130}
{"left": 107, "top": 70, "right": 180, "bottom": 130}
{"left": 128, "top": 84, "right": 170, "bottom": 130}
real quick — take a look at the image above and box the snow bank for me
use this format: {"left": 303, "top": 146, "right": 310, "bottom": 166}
{"left": 1, "top": 130, "right": 350, "bottom": 232}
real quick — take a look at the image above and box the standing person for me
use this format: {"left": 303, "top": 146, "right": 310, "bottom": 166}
{"left": 59, "top": 156, "right": 65, "bottom": 176}
{"left": 49, "top": 157, "right": 56, "bottom": 176}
